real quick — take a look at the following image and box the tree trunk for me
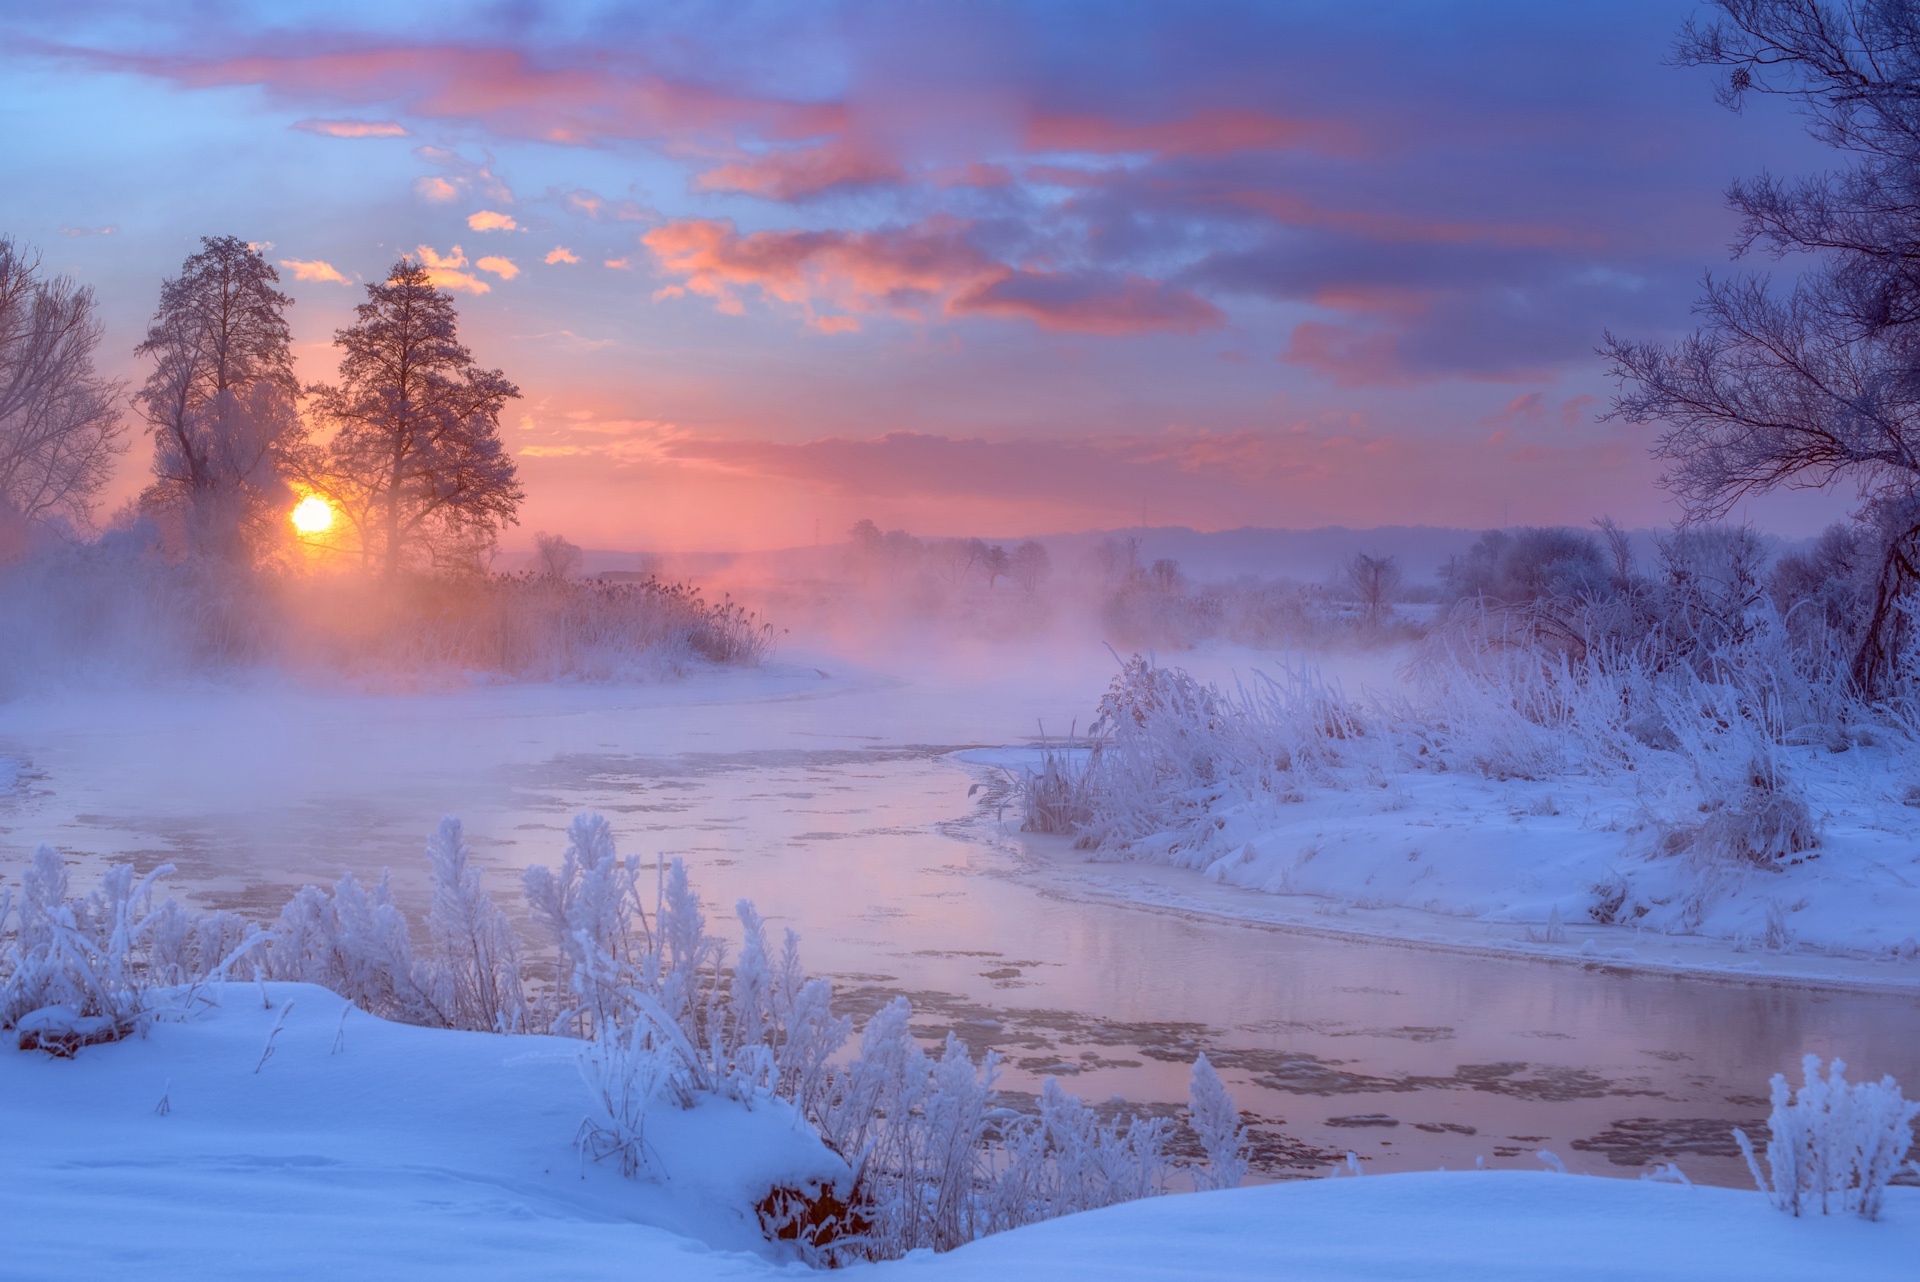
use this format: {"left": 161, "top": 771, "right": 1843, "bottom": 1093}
{"left": 1850, "top": 525, "right": 1920, "bottom": 700}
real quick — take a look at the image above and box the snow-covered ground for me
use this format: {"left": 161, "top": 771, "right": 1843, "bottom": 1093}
{"left": 5, "top": 986, "right": 1914, "bottom": 1281}
{"left": 962, "top": 643, "right": 1920, "bottom": 992}
{"left": 972, "top": 739, "right": 1920, "bottom": 992}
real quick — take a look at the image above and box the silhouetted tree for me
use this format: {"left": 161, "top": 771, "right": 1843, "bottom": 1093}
{"left": 1604, "top": 0, "right": 1920, "bottom": 692}
{"left": 981, "top": 543, "right": 1011, "bottom": 588}
{"left": 848, "top": 517, "right": 884, "bottom": 585}
{"left": 311, "top": 259, "right": 522, "bottom": 576}
{"left": 534, "top": 531, "right": 583, "bottom": 579}
{"left": 1011, "top": 539, "right": 1051, "bottom": 593}
{"left": 1345, "top": 552, "right": 1402, "bottom": 628}
{"left": 135, "top": 235, "right": 301, "bottom": 559}
{"left": 0, "top": 236, "right": 123, "bottom": 531}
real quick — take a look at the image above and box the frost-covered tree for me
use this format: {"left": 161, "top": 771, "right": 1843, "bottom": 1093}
{"left": 1187, "top": 1054, "right": 1249, "bottom": 1191}
{"left": 0, "top": 237, "right": 123, "bottom": 530}
{"left": 135, "top": 236, "right": 301, "bottom": 560}
{"left": 309, "top": 259, "right": 522, "bottom": 576}
{"left": 1605, "top": 0, "right": 1920, "bottom": 693}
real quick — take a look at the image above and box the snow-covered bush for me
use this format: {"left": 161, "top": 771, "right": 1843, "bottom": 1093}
{"left": 0, "top": 846, "right": 174, "bottom": 1054}
{"left": 422, "top": 816, "right": 527, "bottom": 1032}
{"left": 984, "top": 1078, "right": 1172, "bottom": 1233}
{"left": 1734, "top": 1055, "right": 1919, "bottom": 1220}
{"left": 263, "top": 869, "right": 430, "bottom": 1020}
{"left": 1187, "top": 1054, "right": 1248, "bottom": 1191}
{"left": 575, "top": 1018, "right": 675, "bottom": 1178}
{"left": 1044, "top": 654, "right": 1365, "bottom": 861}
{"left": 521, "top": 813, "right": 652, "bottom": 1038}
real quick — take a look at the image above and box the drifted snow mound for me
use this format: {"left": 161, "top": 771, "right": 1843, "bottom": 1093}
{"left": 2, "top": 982, "right": 1916, "bottom": 1280}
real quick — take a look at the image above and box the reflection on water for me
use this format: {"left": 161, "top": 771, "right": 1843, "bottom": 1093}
{"left": 8, "top": 671, "right": 1920, "bottom": 1186}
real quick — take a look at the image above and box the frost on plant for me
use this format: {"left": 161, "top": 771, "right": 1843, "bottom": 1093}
{"left": 1187, "top": 1054, "right": 1248, "bottom": 1191}
{"left": 1, "top": 845, "right": 174, "bottom": 1055}
{"left": 1733, "top": 1055, "right": 1919, "bottom": 1220}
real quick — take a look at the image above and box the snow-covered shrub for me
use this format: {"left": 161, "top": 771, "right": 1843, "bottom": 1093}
{"left": 575, "top": 1018, "right": 674, "bottom": 1178}
{"left": 0, "top": 846, "right": 172, "bottom": 1053}
{"left": 147, "top": 900, "right": 262, "bottom": 986}
{"left": 818, "top": 997, "right": 999, "bottom": 1257}
{"left": 521, "top": 813, "right": 651, "bottom": 1037}
{"left": 1734, "top": 1055, "right": 1919, "bottom": 1220}
{"left": 1662, "top": 684, "right": 1820, "bottom": 868}
{"left": 263, "top": 870, "right": 434, "bottom": 1021}
{"left": 1187, "top": 1054, "right": 1248, "bottom": 1191}
{"left": 985, "top": 1077, "right": 1172, "bottom": 1232}
{"left": 422, "top": 816, "right": 527, "bottom": 1032}
{"left": 1050, "top": 654, "right": 1367, "bottom": 862}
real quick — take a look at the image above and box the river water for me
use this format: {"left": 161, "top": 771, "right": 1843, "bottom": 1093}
{"left": 4, "top": 649, "right": 1918, "bottom": 1186}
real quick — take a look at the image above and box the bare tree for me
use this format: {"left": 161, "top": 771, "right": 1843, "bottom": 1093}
{"left": 310, "top": 259, "right": 522, "bottom": 576}
{"left": 135, "top": 236, "right": 302, "bottom": 560}
{"left": 1603, "top": 0, "right": 1920, "bottom": 692}
{"left": 533, "top": 531, "right": 583, "bottom": 579}
{"left": 0, "top": 236, "right": 124, "bottom": 529}
{"left": 981, "top": 543, "right": 1011, "bottom": 588}
{"left": 1011, "top": 539, "right": 1051, "bottom": 593}
{"left": 1346, "top": 552, "right": 1402, "bottom": 629}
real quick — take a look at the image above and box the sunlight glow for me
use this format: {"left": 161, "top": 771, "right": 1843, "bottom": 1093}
{"left": 290, "top": 494, "right": 334, "bottom": 534}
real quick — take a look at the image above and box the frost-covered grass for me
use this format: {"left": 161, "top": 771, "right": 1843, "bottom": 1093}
{"left": 1018, "top": 639, "right": 1920, "bottom": 964}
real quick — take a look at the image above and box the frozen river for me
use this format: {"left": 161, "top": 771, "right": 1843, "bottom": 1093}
{"left": 4, "top": 648, "right": 1918, "bottom": 1186}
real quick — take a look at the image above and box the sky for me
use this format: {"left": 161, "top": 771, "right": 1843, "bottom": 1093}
{"left": 0, "top": 0, "right": 1856, "bottom": 550}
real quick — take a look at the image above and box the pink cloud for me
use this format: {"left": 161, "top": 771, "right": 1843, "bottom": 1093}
{"left": 279, "top": 258, "right": 349, "bottom": 283}
{"left": 291, "top": 118, "right": 406, "bottom": 138}
{"left": 695, "top": 139, "right": 902, "bottom": 200}
{"left": 643, "top": 217, "right": 1218, "bottom": 336}
{"left": 413, "top": 244, "right": 489, "bottom": 292}
{"left": 1560, "top": 393, "right": 1601, "bottom": 427}
{"left": 952, "top": 270, "right": 1223, "bottom": 336}
{"left": 1278, "top": 322, "right": 1414, "bottom": 387}
{"left": 545, "top": 246, "right": 579, "bottom": 264}
{"left": 467, "top": 210, "right": 517, "bottom": 231}
{"left": 416, "top": 244, "right": 467, "bottom": 269}
{"left": 414, "top": 176, "right": 460, "bottom": 202}
{"left": 103, "top": 45, "right": 845, "bottom": 149}
{"left": 476, "top": 255, "right": 518, "bottom": 279}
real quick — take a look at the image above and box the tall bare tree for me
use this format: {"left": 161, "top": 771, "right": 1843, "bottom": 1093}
{"left": 310, "top": 259, "right": 522, "bottom": 576}
{"left": 1603, "top": 0, "right": 1920, "bottom": 693}
{"left": 135, "top": 235, "right": 302, "bottom": 559}
{"left": 0, "top": 236, "right": 124, "bottom": 532}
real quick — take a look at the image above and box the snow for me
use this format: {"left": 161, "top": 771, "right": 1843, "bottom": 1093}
{"left": 5, "top": 987, "right": 1914, "bottom": 1280}
{"left": 982, "top": 738, "right": 1920, "bottom": 990}
{"left": 959, "top": 641, "right": 1920, "bottom": 992}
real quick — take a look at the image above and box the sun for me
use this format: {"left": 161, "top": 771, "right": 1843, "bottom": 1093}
{"left": 290, "top": 494, "right": 334, "bottom": 534}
